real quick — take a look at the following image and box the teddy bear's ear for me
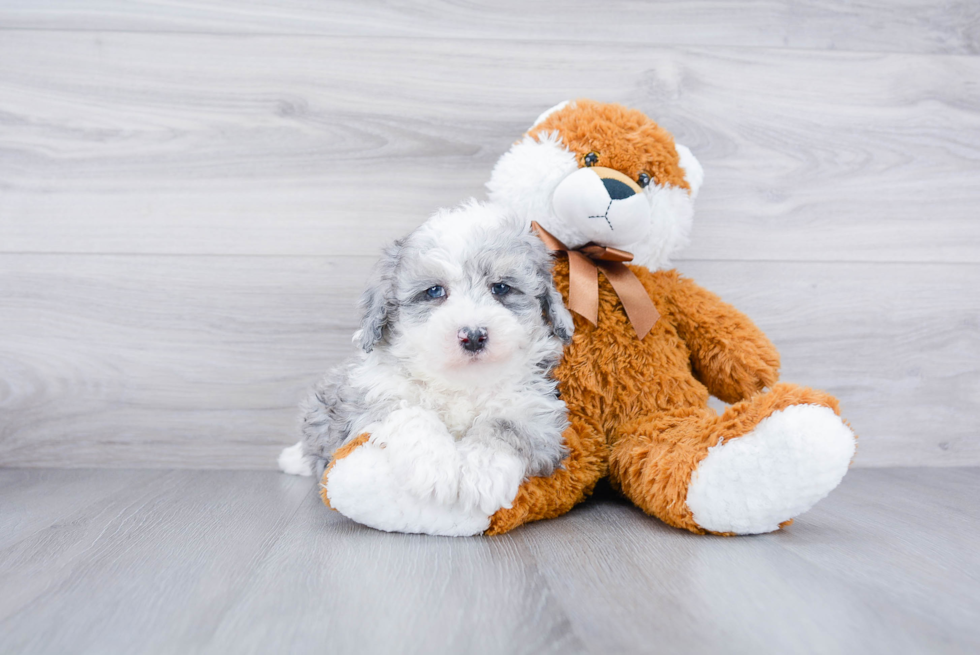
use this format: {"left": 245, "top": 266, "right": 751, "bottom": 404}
{"left": 675, "top": 144, "right": 704, "bottom": 199}
{"left": 529, "top": 101, "right": 571, "bottom": 130}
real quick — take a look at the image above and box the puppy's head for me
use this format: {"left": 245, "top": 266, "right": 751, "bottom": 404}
{"left": 356, "top": 201, "right": 573, "bottom": 385}
{"left": 356, "top": 200, "right": 573, "bottom": 386}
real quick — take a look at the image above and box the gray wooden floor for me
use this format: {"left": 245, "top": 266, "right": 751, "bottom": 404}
{"left": 2, "top": 4, "right": 979, "bottom": 652}
{"left": 1, "top": 467, "right": 977, "bottom": 655}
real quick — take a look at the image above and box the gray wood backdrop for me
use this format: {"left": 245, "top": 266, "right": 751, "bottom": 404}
{"left": 1, "top": 1, "right": 978, "bottom": 469}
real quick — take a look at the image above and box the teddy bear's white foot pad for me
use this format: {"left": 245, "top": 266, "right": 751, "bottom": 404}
{"left": 326, "top": 443, "right": 493, "bottom": 537}
{"left": 323, "top": 406, "right": 524, "bottom": 537}
{"left": 686, "top": 404, "right": 856, "bottom": 535}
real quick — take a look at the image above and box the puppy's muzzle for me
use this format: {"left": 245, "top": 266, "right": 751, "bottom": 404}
{"left": 457, "top": 326, "right": 488, "bottom": 353}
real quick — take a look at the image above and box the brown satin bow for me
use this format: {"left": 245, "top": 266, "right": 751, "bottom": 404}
{"left": 531, "top": 221, "right": 659, "bottom": 340}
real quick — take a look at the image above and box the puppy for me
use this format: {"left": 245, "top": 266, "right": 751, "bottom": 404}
{"left": 278, "top": 200, "right": 574, "bottom": 536}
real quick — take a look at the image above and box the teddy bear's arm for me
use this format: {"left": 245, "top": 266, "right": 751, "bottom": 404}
{"left": 486, "top": 416, "right": 608, "bottom": 535}
{"left": 667, "top": 275, "right": 781, "bottom": 404}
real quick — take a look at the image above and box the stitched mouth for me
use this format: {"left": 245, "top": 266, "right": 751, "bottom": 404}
{"left": 588, "top": 200, "right": 614, "bottom": 230}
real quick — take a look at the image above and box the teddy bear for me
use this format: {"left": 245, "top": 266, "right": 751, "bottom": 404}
{"left": 317, "top": 99, "right": 856, "bottom": 537}
{"left": 480, "top": 98, "right": 857, "bottom": 536}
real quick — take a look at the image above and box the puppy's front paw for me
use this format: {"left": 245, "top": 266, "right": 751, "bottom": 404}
{"left": 374, "top": 406, "right": 460, "bottom": 504}
{"left": 457, "top": 439, "right": 525, "bottom": 515}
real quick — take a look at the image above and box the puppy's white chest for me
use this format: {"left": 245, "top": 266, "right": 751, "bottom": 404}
{"left": 423, "top": 392, "right": 483, "bottom": 440}
{"left": 409, "top": 381, "right": 520, "bottom": 440}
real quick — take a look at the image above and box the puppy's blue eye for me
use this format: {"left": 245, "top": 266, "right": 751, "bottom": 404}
{"left": 637, "top": 173, "right": 651, "bottom": 188}
{"left": 425, "top": 285, "right": 446, "bottom": 299}
{"left": 491, "top": 283, "right": 511, "bottom": 296}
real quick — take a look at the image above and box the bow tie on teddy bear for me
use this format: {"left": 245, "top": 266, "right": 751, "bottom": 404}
{"left": 531, "top": 220, "right": 659, "bottom": 340}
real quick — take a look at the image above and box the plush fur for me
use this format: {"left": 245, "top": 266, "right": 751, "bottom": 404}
{"left": 280, "top": 201, "right": 575, "bottom": 536}
{"left": 484, "top": 99, "right": 856, "bottom": 536}
{"left": 488, "top": 101, "right": 702, "bottom": 272}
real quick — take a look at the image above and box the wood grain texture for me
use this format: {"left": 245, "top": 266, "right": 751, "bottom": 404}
{"left": 520, "top": 469, "right": 980, "bottom": 654}
{"left": 0, "top": 254, "right": 364, "bottom": 469}
{"left": 1, "top": 33, "right": 978, "bottom": 262}
{"left": 1, "top": 3, "right": 977, "bottom": 470}
{"left": 0, "top": 468, "right": 157, "bottom": 550}
{"left": 205, "top": 482, "right": 582, "bottom": 655}
{"left": 0, "top": 470, "right": 313, "bottom": 654}
{"left": 1, "top": 254, "right": 976, "bottom": 468}
{"left": 2, "top": 1, "right": 979, "bottom": 55}
{"left": 0, "top": 468, "right": 976, "bottom": 654}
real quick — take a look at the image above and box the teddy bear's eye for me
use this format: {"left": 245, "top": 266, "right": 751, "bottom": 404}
{"left": 583, "top": 152, "right": 599, "bottom": 167}
{"left": 637, "top": 173, "right": 651, "bottom": 188}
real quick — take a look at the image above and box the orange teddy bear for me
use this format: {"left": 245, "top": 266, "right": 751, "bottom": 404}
{"left": 484, "top": 99, "right": 857, "bottom": 535}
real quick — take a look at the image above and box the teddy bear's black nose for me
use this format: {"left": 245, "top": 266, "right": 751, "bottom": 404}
{"left": 602, "top": 177, "right": 636, "bottom": 200}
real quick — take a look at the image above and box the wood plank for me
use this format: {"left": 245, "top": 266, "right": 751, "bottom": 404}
{"left": 0, "top": 468, "right": 980, "bottom": 654}
{"left": 1, "top": 33, "right": 978, "bottom": 262}
{"left": 774, "top": 467, "right": 980, "bottom": 644}
{"left": 519, "top": 469, "right": 980, "bottom": 654}
{"left": 0, "top": 470, "right": 313, "bottom": 653}
{"left": 0, "top": 469, "right": 160, "bottom": 550}
{"left": 205, "top": 480, "right": 584, "bottom": 655}
{"left": 1, "top": 1, "right": 978, "bottom": 55}
{"left": 0, "top": 468, "right": 975, "bottom": 654}
{"left": 0, "top": 254, "right": 368, "bottom": 469}
{"left": 1, "top": 254, "right": 976, "bottom": 468}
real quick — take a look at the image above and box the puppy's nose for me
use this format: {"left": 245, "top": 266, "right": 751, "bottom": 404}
{"left": 457, "top": 327, "right": 488, "bottom": 352}
{"left": 601, "top": 177, "right": 636, "bottom": 200}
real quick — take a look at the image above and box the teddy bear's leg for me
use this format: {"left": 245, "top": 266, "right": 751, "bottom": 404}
{"left": 321, "top": 434, "right": 500, "bottom": 537}
{"left": 319, "top": 434, "right": 369, "bottom": 510}
{"left": 486, "top": 416, "right": 608, "bottom": 535}
{"left": 609, "top": 383, "right": 856, "bottom": 535}
{"left": 320, "top": 406, "right": 525, "bottom": 537}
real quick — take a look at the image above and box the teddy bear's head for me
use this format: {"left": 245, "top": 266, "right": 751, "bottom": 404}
{"left": 487, "top": 99, "right": 703, "bottom": 270}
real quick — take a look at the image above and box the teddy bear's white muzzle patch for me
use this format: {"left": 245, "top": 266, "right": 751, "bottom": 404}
{"left": 551, "top": 167, "right": 650, "bottom": 249}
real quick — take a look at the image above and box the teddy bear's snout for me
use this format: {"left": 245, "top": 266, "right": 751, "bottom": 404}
{"left": 601, "top": 176, "right": 636, "bottom": 200}
{"left": 551, "top": 166, "right": 651, "bottom": 247}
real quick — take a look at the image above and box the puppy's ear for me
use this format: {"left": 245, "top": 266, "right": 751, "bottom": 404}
{"left": 356, "top": 240, "right": 402, "bottom": 352}
{"left": 537, "top": 263, "right": 575, "bottom": 344}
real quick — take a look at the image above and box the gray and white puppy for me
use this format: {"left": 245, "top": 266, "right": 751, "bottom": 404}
{"left": 279, "top": 200, "right": 574, "bottom": 536}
